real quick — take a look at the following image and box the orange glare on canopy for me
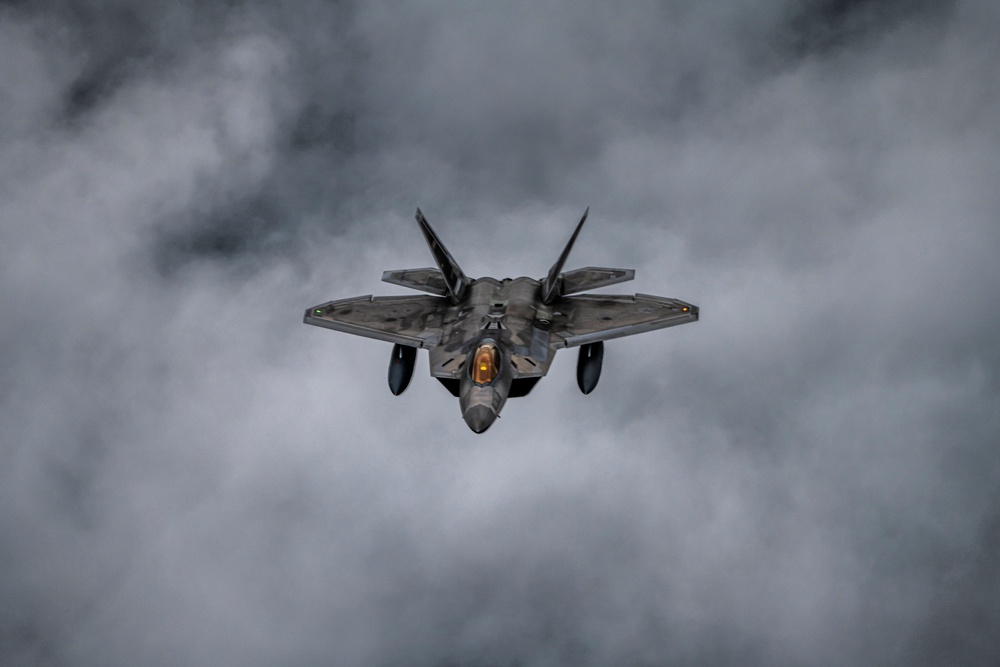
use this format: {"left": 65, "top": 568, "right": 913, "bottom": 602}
{"left": 471, "top": 343, "right": 499, "bottom": 384}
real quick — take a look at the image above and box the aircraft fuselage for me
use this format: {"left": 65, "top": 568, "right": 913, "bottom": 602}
{"left": 428, "top": 277, "right": 556, "bottom": 432}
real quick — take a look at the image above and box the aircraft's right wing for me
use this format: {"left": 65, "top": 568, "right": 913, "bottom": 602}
{"left": 304, "top": 294, "right": 445, "bottom": 348}
{"left": 550, "top": 293, "right": 698, "bottom": 349}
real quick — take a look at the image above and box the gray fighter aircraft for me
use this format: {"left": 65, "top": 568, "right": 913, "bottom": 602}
{"left": 304, "top": 210, "right": 698, "bottom": 432}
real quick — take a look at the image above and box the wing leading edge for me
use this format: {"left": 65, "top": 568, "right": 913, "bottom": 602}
{"left": 304, "top": 294, "right": 445, "bottom": 348}
{"left": 550, "top": 293, "right": 698, "bottom": 349}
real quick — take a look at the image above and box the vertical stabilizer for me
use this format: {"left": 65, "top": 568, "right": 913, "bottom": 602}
{"left": 540, "top": 208, "right": 588, "bottom": 304}
{"left": 415, "top": 209, "right": 470, "bottom": 304}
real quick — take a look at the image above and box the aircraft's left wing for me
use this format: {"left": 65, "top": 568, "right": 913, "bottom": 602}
{"left": 550, "top": 294, "right": 698, "bottom": 349}
{"left": 304, "top": 294, "right": 445, "bottom": 348}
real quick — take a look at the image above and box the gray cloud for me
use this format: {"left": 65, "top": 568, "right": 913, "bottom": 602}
{"left": 2, "top": 1, "right": 999, "bottom": 665}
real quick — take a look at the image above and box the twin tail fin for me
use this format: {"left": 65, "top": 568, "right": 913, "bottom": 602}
{"left": 385, "top": 208, "right": 632, "bottom": 303}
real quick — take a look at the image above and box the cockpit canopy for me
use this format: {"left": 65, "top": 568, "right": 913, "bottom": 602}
{"left": 470, "top": 342, "right": 500, "bottom": 385}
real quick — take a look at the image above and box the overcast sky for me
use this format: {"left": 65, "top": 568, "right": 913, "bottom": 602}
{"left": 2, "top": 1, "right": 999, "bottom": 665}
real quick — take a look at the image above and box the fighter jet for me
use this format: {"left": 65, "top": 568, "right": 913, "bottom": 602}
{"left": 304, "top": 209, "right": 698, "bottom": 433}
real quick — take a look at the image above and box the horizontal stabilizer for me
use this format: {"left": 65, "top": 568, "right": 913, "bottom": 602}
{"left": 560, "top": 267, "right": 635, "bottom": 295}
{"left": 382, "top": 268, "right": 448, "bottom": 296}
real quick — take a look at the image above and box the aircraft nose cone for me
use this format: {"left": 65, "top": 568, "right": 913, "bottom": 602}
{"left": 463, "top": 405, "right": 497, "bottom": 433}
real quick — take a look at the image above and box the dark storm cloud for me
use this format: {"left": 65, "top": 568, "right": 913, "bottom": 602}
{"left": 2, "top": 1, "right": 999, "bottom": 665}
{"left": 780, "top": 0, "right": 956, "bottom": 58}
